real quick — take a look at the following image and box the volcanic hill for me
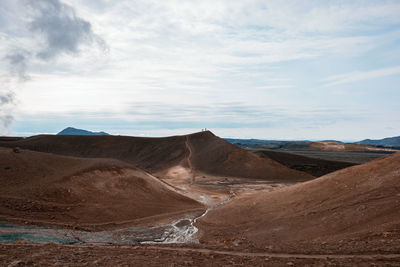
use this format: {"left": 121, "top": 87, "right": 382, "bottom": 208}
{"left": 0, "top": 131, "right": 313, "bottom": 182}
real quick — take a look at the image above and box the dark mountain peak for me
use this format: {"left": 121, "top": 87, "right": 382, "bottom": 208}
{"left": 57, "top": 127, "right": 110, "bottom": 136}
{"left": 357, "top": 136, "right": 400, "bottom": 147}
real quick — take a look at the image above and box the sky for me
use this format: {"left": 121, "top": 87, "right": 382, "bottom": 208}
{"left": 1, "top": 0, "right": 400, "bottom": 140}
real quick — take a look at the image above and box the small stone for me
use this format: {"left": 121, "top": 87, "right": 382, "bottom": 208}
{"left": 357, "top": 205, "right": 366, "bottom": 211}
{"left": 7, "top": 260, "right": 24, "bottom": 267}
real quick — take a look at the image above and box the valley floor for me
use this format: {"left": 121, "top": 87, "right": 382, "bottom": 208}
{"left": 1, "top": 243, "right": 399, "bottom": 266}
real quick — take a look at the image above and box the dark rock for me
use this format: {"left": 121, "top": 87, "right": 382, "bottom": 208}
{"left": 357, "top": 205, "right": 366, "bottom": 212}
{"left": 175, "top": 219, "right": 191, "bottom": 228}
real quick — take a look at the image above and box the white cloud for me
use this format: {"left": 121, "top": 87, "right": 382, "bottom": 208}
{"left": 2, "top": 0, "right": 400, "bottom": 138}
{"left": 322, "top": 66, "right": 400, "bottom": 87}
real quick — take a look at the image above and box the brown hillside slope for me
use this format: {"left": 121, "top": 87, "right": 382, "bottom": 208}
{"left": 0, "top": 134, "right": 186, "bottom": 173}
{"left": 0, "top": 147, "right": 203, "bottom": 229}
{"left": 198, "top": 152, "right": 400, "bottom": 251}
{"left": 186, "top": 131, "right": 313, "bottom": 181}
{"left": 0, "top": 131, "right": 313, "bottom": 181}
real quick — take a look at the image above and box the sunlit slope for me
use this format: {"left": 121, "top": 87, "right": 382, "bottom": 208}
{"left": 0, "top": 148, "right": 203, "bottom": 229}
{"left": 198, "top": 152, "right": 400, "bottom": 247}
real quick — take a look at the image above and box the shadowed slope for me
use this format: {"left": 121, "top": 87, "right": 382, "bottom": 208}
{"left": 186, "top": 132, "right": 313, "bottom": 181}
{"left": 0, "top": 148, "right": 203, "bottom": 229}
{"left": 0, "top": 131, "right": 313, "bottom": 182}
{"left": 254, "top": 149, "right": 356, "bottom": 177}
{"left": 0, "top": 134, "right": 187, "bottom": 173}
{"left": 198, "top": 152, "right": 400, "bottom": 249}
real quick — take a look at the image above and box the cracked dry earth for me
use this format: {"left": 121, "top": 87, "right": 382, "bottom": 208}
{"left": 2, "top": 243, "right": 400, "bottom": 266}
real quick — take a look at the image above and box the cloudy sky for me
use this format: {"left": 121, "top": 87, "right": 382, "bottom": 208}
{"left": 1, "top": 0, "right": 400, "bottom": 140}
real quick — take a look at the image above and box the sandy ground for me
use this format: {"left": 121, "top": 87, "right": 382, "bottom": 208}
{"left": 157, "top": 137, "right": 294, "bottom": 208}
{"left": 160, "top": 169, "right": 290, "bottom": 207}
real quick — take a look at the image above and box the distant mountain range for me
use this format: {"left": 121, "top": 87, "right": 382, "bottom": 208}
{"left": 357, "top": 136, "right": 400, "bottom": 147}
{"left": 224, "top": 138, "right": 312, "bottom": 150}
{"left": 57, "top": 127, "right": 110, "bottom": 136}
{"left": 226, "top": 136, "right": 400, "bottom": 150}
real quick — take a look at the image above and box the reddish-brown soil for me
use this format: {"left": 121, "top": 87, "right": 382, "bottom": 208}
{"left": 0, "top": 147, "right": 203, "bottom": 229}
{"left": 1, "top": 243, "right": 400, "bottom": 266}
{"left": 0, "top": 134, "right": 187, "bottom": 173}
{"left": 1, "top": 132, "right": 399, "bottom": 265}
{"left": 0, "top": 131, "right": 313, "bottom": 182}
{"left": 254, "top": 149, "right": 356, "bottom": 177}
{"left": 198, "top": 152, "right": 400, "bottom": 252}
